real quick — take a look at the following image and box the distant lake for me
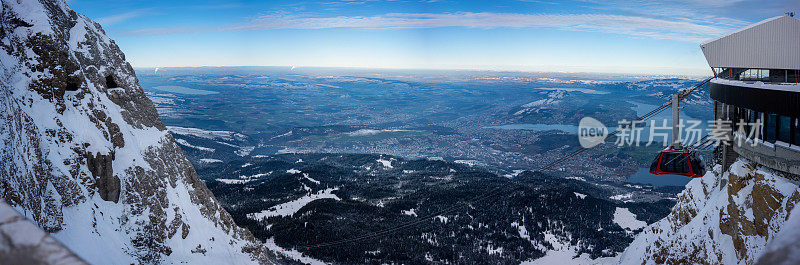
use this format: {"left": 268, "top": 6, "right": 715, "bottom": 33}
{"left": 626, "top": 167, "right": 691, "bottom": 187}
{"left": 484, "top": 123, "right": 580, "bottom": 133}
{"left": 153, "top": 85, "right": 218, "bottom": 95}
{"left": 626, "top": 101, "right": 707, "bottom": 146}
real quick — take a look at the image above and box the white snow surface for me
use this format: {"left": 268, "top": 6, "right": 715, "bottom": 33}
{"left": 198, "top": 158, "right": 223, "bottom": 164}
{"left": 302, "top": 173, "right": 320, "bottom": 184}
{"left": 174, "top": 138, "right": 215, "bottom": 152}
{"left": 402, "top": 208, "right": 418, "bottom": 217}
{"left": 248, "top": 188, "right": 341, "bottom": 220}
{"left": 216, "top": 178, "right": 253, "bottom": 184}
{"left": 520, "top": 231, "right": 618, "bottom": 265}
{"left": 376, "top": 158, "right": 393, "bottom": 168}
{"left": 264, "top": 238, "right": 327, "bottom": 265}
{"left": 609, "top": 193, "right": 633, "bottom": 202}
{"left": 167, "top": 126, "right": 247, "bottom": 142}
{"left": 347, "top": 129, "right": 411, "bottom": 136}
{"left": 515, "top": 90, "right": 565, "bottom": 115}
{"left": 613, "top": 207, "right": 647, "bottom": 231}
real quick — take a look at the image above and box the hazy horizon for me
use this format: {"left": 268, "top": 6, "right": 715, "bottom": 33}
{"left": 69, "top": 0, "right": 798, "bottom": 75}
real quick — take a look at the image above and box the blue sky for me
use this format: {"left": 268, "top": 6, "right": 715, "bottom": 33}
{"left": 67, "top": 0, "right": 798, "bottom": 75}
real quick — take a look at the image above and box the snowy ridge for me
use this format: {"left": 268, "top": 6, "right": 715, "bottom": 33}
{"left": 0, "top": 1, "right": 276, "bottom": 263}
{"left": 620, "top": 159, "right": 800, "bottom": 264}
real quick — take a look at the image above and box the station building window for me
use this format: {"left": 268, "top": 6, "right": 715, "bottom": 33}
{"left": 778, "top": 116, "right": 792, "bottom": 144}
{"left": 794, "top": 118, "right": 800, "bottom": 146}
{"left": 764, "top": 113, "right": 777, "bottom": 143}
{"left": 714, "top": 67, "right": 800, "bottom": 83}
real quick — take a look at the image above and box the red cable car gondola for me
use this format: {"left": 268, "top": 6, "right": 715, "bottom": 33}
{"left": 646, "top": 93, "right": 707, "bottom": 178}
{"left": 649, "top": 148, "right": 706, "bottom": 178}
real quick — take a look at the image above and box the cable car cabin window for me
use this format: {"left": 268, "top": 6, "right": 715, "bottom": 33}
{"left": 778, "top": 116, "right": 791, "bottom": 143}
{"left": 764, "top": 114, "right": 777, "bottom": 143}
{"left": 659, "top": 153, "right": 690, "bottom": 174}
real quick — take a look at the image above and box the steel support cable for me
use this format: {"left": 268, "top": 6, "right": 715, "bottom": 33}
{"left": 536, "top": 77, "right": 712, "bottom": 172}
{"left": 686, "top": 135, "right": 713, "bottom": 150}
{"left": 696, "top": 141, "right": 719, "bottom": 151}
{"left": 295, "top": 77, "right": 713, "bottom": 249}
{"left": 535, "top": 104, "right": 668, "bottom": 172}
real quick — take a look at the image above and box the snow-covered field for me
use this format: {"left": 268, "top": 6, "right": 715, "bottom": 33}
{"left": 613, "top": 207, "right": 647, "bottom": 231}
{"left": 609, "top": 193, "right": 633, "bottom": 202}
{"left": 167, "top": 126, "right": 247, "bottom": 141}
{"left": 174, "top": 138, "right": 214, "bottom": 152}
{"left": 264, "top": 238, "right": 327, "bottom": 265}
{"left": 520, "top": 232, "right": 619, "bottom": 265}
{"left": 347, "top": 129, "right": 412, "bottom": 136}
{"left": 376, "top": 158, "right": 394, "bottom": 168}
{"left": 248, "top": 188, "right": 341, "bottom": 220}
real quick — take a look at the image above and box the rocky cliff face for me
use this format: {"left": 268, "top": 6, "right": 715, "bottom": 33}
{"left": 0, "top": 0, "right": 275, "bottom": 263}
{"left": 620, "top": 158, "right": 800, "bottom": 264}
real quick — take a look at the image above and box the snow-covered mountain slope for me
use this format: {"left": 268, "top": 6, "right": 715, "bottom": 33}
{"left": 620, "top": 159, "right": 800, "bottom": 264}
{"left": 0, "top": 0, "right": 277, "bottom": 263}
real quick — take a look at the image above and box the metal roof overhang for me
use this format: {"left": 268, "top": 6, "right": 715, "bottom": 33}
{"left": 701, "top": 15, "right": 800, "bottom": 70}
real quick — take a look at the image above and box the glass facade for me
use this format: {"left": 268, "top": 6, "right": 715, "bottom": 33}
{"left": 765, "top": 114, "right": 777, "bottom": 143}
{"left": 712, "top": 67, "right": 800, "bottom": 83}
{"left": 725, "top": 104, "right": 799, "bottom": 146}
{"left": 778, "top": 116, "right": 791, "bottom": 143}
{"left": 795, "top": 118, "right": 800, "bottom": 146}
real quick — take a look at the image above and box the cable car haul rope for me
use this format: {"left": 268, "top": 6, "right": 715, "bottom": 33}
{"left": 298, "top": 77, "right": 714, "bottom": 250}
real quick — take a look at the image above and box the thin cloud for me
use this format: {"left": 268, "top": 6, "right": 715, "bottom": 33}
{"left": 96, "top": 10, "right": 150, "bottom": 26}
{"left": 578, "top": 0, "right": 754, "bottom": 28}
{"left": 122, "top": 12, "right": 733, "bottom": 42}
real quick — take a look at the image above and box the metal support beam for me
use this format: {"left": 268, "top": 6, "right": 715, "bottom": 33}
{"left": 672, "top": 94, "right": 681, "bottom": 149}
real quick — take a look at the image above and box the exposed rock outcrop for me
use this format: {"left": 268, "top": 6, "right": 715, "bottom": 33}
{"left": 620, "top": 159, "right": 800, "bottom": 264}
{"left": 0, "top": 0, "right": 278, "bottom": 263}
